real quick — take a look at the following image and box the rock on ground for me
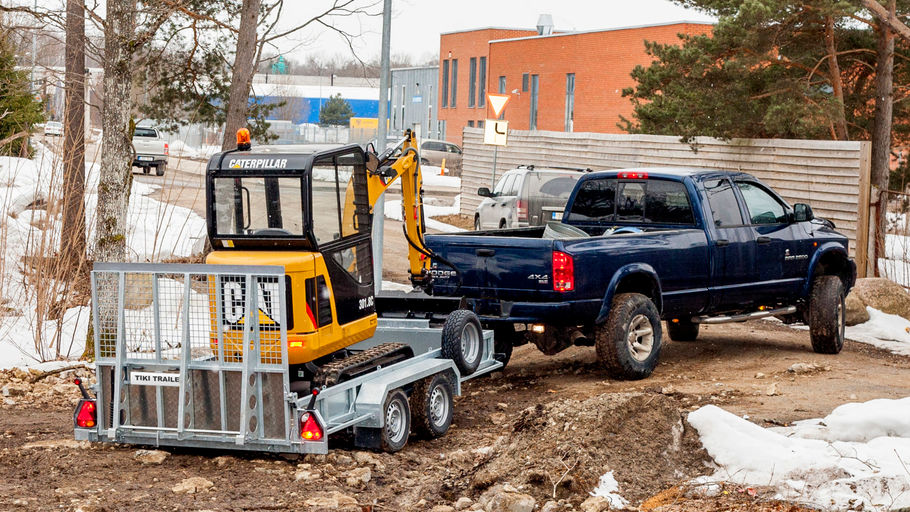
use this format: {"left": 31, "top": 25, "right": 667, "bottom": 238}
{"left": 172, "top": 477, "right": 213, "bottom": 494}
{"left": 303, "top": 491, "right": 360, "bottom": 511}
{"left": 478, "top": 484, "right": 536, "bottom": 512}
{"left": 845, "top": 292, "right": 870, "bottom": 326}
{"left": 134, "top": 449, "right": 169, "bottom": 465}
{"left": 851, "top": 278, "right": 910, "bottom": 321}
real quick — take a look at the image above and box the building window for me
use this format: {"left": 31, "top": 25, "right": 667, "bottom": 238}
{"left": 438, "top": 120, "right": 446, "bottom": 139}
{"left": 450, "top": 59, "right": 458, "bottom": 108}
{"left": 498, "top": 76, "right": 506, "bottom": 94}
{"left": 565, "top": 73, "right": 575, "bottom": 132}
{"left": 468, "top": 57, "right": 477, "bottom": 108}
{"left": 442, "top": 60, "right": 449, "bottom": 108}
{"left": 467, "top": 120, "right": 474, "bottom": 128}
{"left": 522, "top": 73, "right": 529, "bottom": 92}
{"left": 529, "top": 74, "right": 539, "bottom": 130}
{"left": 478, "top": 57, "right": 486, "bottom": 108}
{"left": 477, "top": 120, "right": 484, "bottom": 129}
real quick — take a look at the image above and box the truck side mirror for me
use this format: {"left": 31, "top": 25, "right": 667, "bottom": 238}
{"left": 793, "top": 203, "right": 814, "bottom": 222}
{"left": 478, "top": 187, "right": 493, "bottom": 197}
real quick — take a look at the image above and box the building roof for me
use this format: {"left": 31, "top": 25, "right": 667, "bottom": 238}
{"left": 440, "top": 26, "right": 536, "bottom": 36}
{"left": 489, "top": 20, "right": 714, "bottom": 44}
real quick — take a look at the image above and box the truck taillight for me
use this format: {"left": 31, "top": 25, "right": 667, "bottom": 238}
{"left": 300, "top": 412, "right": 323, "bottom": 441}
{"left": 517, "top": 199, "right": 528, "bottom": 222}
{"left": 552, "top": 251, "right": 574, "bottom": 292}
{"left": 75, "top": 399, "right": 97, "bottom": 428}
{"left": 164, "top": 142, "right": 169, "bottom": 156}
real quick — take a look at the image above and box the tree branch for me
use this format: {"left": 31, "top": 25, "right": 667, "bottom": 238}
{"left": 861, "top": 0, "right": 910, "bottom": 40}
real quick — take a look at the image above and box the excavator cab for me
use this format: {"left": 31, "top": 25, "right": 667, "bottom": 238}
{"left": 204, "top": 130, "right": 430, "bottom": 373}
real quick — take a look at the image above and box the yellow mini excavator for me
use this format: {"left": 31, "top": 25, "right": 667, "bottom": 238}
{"left": 204, "top": 129, "right": 462, "bottom": 387}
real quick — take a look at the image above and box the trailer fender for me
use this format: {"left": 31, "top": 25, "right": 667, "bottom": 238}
{"left": 595, "top": 263, "right": 663, "bottom": 324}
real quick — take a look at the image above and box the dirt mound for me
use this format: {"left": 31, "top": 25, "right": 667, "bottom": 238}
{"left": 467, "top": 392, "right": 710, "bottom": 506}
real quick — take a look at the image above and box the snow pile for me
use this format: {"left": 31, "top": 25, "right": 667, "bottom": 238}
{"left": 688, "top": 398, "right": 910, "bottom": 511}
{"left": 420, "top": 169, "right": 461, "bottom": 189}
{"left": 0, "top": 144, "right": 205, "bottom": 368}
{"left": 590, "top": 471, "right": 629, "bottom": 508}
{"left": 845, "top": 307, "right": 910, "bottom": 356}
{"left": 384, "top": 195, "right": 463, "bottom": 233}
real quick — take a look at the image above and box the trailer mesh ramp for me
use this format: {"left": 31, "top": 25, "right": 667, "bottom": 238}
{"left": 91, "top": 263, "right": 293, "bottom": 451}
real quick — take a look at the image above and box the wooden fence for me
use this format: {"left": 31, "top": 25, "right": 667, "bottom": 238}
{"left": 460, "top": 128, "right": 873, "bottom": 276}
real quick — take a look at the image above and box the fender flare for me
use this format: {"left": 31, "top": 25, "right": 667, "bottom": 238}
{"left": 803, "top": 242, "right": 851, "bottom": 297}
{"left": 595, "top": 263, "right": 663, "bottom": 324}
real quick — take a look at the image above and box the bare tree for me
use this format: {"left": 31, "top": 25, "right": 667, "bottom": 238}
{"left": 221, "top": 0, "right": 261, "bottom": 150}
{"left": 61, "top": 0, "right": 86, "bottom": 278}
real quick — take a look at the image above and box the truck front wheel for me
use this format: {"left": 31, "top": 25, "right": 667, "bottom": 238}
{"left": 809, "top": 275, "right": 846, "bottom": 354}
{"left": 666, "top": 319, "right": 699, "bottom": 342}
{"left": 596, "top": 293, "right": 662, "bottom": 380}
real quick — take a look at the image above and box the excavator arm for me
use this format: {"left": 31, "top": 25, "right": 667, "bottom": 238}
{"left": 364, "top": 130, "right": 434, "bottom": 288}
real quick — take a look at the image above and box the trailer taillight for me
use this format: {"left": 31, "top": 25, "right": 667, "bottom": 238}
{"left": 75, "top": 399, "right": 97, "bottom": 428}
{"left": 552, "top": 251, "right": 574, "bottom": 292}
{"left": 300, "top": 412, "right": 323, "bottom": 441}
{"left": 517, "top": 199, "right": 528, "bottom": 222}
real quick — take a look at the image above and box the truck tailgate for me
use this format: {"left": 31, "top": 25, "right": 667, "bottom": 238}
{"left": 426, "top": 233, "right": 555, "bottom": 299}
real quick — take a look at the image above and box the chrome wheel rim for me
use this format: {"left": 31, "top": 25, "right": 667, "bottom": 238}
{"left": 386, "top": 399, "right": 406, "bottom": 444}
{"left": 461, "top": 322, "right": 480, "bottom": 364}
{"left": 627, "top": 314, "right": 655, "bottom": 362}
{"left": 429, "top": 385, "right": 449, "bottom": 426}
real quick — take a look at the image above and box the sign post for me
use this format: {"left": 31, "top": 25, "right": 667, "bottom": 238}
{"left": 484, "top": 93, "right": 512, "bottom": 188}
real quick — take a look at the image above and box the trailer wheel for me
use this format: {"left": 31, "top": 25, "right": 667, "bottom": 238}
{"left": 380, "top": 389, "right": 411, "bottom": 453}
{"left": 410, "top": 372, "right": 454, "bottom": 439}
{"left": 809, "top": 275, "right": 846, "bottom": 354}
{"left": 596, "top": 293, "right": 662, "bottom": 380}
{"left": 666, "top": 319, "right": 699, "bottom": 342}
{"left": 442, "top": 310, "right": 483, "bottom": 375}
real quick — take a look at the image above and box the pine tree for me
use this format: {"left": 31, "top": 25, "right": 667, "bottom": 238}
{"left": 0, "top": 29, "right": 44, "bottom": 156}
{"left": 319, "top": 94, "right": 354, "bottom": 126}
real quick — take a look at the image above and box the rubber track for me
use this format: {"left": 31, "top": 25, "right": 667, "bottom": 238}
{"left": 313, "top": 342, "right": 410, "bottom": 388}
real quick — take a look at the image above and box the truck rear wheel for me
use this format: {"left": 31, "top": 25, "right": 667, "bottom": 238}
{"left": 156, "top": 163, "right": 166, "bottom": 176}
{"left": 492, "top": 325, "right": 518, "bottom": 367}
{"left": 410, "top": 372, "right": 454, "bottom": 439}
{"left": 142, "top": 166, "right": 150, "bottom": 175}
{"left": 380, "top": 389, "right": 411, "bottom": 452}
{"left": 809, "top": 275, "right": 846, "bottom": 354}
{"left": 596, "top": 293, "right": 662, "bottom": 380}
{"left": 442, "top": 310, "right": 483, "bottom": 375}
{"left": 666, "top": 319, "right": 699, "bottom": 342}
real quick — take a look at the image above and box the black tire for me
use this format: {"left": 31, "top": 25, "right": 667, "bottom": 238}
{"left": 498, "top": 219, "right": 507, "bottom": 229}
{"left": 474, "top": 215, "right": 481, "bottom": 231}
{"left": 156, "top": 163, "right": 166, "bottom": 176}
{"left": 142, "top": 166, "right": 150, "bottom": 175}
{"left": 441, "top": 309, "right": 483, "bottom": 376}
{"left": 380, "top": 389, "right": 410, "bottom": 452}
{"left": 666, "top": 319, "right": 699, "bottom": 342}
{"left": 595, "top": 293, "right": 662, "bottom": 380}
{"left": 409, "top": 372, "right": 454, "bottom": 439}
{"left": 809, "top": 275, "right": 846, "bottom": 354}
{"left": 492, "top": 325, "right": 519, "bottom": 368}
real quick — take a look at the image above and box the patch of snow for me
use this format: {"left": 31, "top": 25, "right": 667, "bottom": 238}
{"left": 590, "top": 471, "right": 629, "bottom": 508}
{"left": 383, "top": 195, "right": 463, "bottom": 233}
{"left": 688, "top": 400, "right": 910, "bottom": 511}
{"left": 420, "top": 170, "right": 461, "bottom": 189}
{"left": 843, "top": 307, "right": 910, "bottom": 356}
{"left": 380, "top": 280, "right": 415, "bottom": 292}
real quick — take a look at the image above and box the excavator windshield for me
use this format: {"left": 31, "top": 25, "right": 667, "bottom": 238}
{"left": 212, "top": 176, "right": 306, "bottom": 237}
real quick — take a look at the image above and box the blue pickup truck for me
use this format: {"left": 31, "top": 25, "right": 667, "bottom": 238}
{"left": 425, "top": 168, "right": 856, "bottom": 380}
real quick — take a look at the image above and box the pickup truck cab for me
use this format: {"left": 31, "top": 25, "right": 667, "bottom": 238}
{"left": 425, "top": 168, "right": 856, "bottom": 380}
{"left": 132, "top": 126, "right": 169, "bottom": 176}
{"left": 474, "top": 165, "right": 584, "bottom": 230}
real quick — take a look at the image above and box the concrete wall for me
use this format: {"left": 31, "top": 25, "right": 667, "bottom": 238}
{"left": 460, "top": 128, "right": 873, "bottom": 275}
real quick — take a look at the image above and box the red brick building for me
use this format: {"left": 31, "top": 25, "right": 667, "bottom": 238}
{"left": 437, "top": 21, "right": 713, "bottom": 145}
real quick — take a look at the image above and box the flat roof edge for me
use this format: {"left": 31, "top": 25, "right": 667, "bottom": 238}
{"left": 488, "top": 20, "right": 714, "bottom": 44}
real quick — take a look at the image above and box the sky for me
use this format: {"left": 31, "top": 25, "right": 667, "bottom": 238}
{"left": 275, "top": 0, "right": 716, "bottom": 64}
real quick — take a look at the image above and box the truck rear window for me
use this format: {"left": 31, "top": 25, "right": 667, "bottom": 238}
{"left": 134, "top": 127, "right": 157, "bottom": 138}
{"left": 567, "top": 178, "right": 694, "bottom": 225}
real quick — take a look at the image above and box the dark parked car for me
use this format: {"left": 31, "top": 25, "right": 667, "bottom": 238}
{"left": 474, "top": 166, "right": 585, "bottom": 230}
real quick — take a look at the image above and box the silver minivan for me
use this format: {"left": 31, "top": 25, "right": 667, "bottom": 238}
{"left": 474, "top": 166, "right": 585, "bottom": 230}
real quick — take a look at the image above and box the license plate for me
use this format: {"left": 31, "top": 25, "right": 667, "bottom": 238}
{"left": 137, "top": 156, "right": 153, "bottom": 161}
{"left": 130, "top": 371, "right": 180, "bottom": 387}
{"left": 551, "top": 212, "right": 562, "bottom": 220}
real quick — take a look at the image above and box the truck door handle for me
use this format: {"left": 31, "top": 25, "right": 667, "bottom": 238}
{"left": 716, "top": 239, "right": 730, "bottom": 247}
{"left": 757, "top": 236, "right": 771, "bottom": 244}
{"left": 476, "top": 249, "right": 495, "bottom": 257}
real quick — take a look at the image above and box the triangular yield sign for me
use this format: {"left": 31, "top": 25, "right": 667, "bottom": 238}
{"left": 487, "top": 93, "right": 511, "bottom": 118}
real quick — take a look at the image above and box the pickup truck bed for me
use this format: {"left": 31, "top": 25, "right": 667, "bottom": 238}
{"left": 425, "top": 168, "right": 856, "bottom": 380}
